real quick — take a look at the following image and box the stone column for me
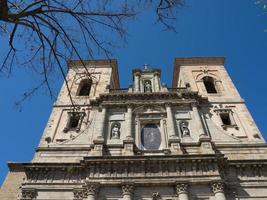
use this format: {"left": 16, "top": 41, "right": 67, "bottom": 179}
{"left": 122, "top": 184, "right": 134, "bottom": 200}
{"left": 211, "top": 182, "right": 226, "bottom": 200}
{"left": 176, "top": 183, "right": 189, "bottom": 200}
{"left": 154, "top": 72, "right": 160, "bottom": 92}
{"left": 123, "top": 105, "right": 134, "bottom": 155}
{"left": 165, "top": 103, "right": 177, "bottom": 139}
{"left": 134, "top": 73, "right": 140, "bottom": 92}
{"left": 85, "top": 183, "right": 99, "bottom": 200}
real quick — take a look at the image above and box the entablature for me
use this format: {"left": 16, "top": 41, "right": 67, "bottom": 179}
{"left": 91, "top": 90, "right": 208, "bottom": 106}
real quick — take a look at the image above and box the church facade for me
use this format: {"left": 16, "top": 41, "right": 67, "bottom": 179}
{"left": 1, "top": 57, "right": 267, "bottom": 200}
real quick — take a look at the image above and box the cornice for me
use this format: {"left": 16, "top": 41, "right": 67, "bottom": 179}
{"left": 91, "top": 91, "right": 208, "bottom": 106}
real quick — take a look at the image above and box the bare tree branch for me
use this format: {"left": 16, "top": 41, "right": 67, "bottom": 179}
{"left": 0, "top": 0, "right": 183, "bottom": 108}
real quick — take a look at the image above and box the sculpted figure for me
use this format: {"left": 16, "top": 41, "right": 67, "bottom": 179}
{"left": 180, "top": 121, "right": 190, "bottom": 137}
{"left": 111, "top": 122, "right": 121, "bottom": 139}
{"left": 144, "top": 80, "right": 152, "bottom": 92}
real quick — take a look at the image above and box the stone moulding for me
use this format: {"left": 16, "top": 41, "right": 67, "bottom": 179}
{"left": 90, "top": 90, "right": 208, "bottom": 106}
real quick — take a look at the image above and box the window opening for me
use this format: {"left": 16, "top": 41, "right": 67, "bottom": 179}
{"left": 78, "top": 79, "right": 92, "bottom": 96}
{"left": 203, "top": 76, "right": 217, "bottom": 93}
{"left": 63, "top": 112, "right": 83, "bottom": 132}
{"left": 69, "top": 114, "right": 80, "bottom": 128}
{"left": 220, "top": 113, "right": 231, "bottom": 126}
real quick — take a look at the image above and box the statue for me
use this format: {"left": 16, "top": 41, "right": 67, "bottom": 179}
{"left": 111, "top": 122, "right": 121, "bottom": 139}
{"left": 144, "top": 80, "right": 152, "bottom": 92}
{"left": 180, "top": 121, "right": 190, "bottom": 137}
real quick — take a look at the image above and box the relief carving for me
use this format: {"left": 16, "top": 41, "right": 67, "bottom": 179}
{"left": 176, "top": 183, "right": 189, "bottom": 194}
{"left": 211, "top": 182, "right": 224, "bottom": 194}
{"left": 122, "top": 184, "right": 134, "bottom": 195}
{"left": 20, "top": 189, "right": 37, "bottom": 200}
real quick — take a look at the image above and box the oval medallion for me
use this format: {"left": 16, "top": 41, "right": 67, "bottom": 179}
{"left": 141, "top": 124, "right": 161, "bottom": 150}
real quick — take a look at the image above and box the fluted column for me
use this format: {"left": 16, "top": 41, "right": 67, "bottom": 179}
{"left": 165, "top": 103, "right": 177, "bottom": 139}
{"left": 176, "top": 183, "right": 189, "bottom": 200}
{"left": 122, "top": 184, "right": 134, "bottom": 200}
{"left": 211, "top": 182, "right": 226, "bottom": 200}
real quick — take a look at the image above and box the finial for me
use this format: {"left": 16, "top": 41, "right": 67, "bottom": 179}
{"left": 144, "top": 64, "right": 148, "bottom": 70}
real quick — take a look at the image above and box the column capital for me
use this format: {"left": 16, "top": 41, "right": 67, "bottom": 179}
{"left": 165, "top": 102, "right": 172, "bottom": 107}
{"left": 122, "top": 183, "right": 134, "bottom": 196}
{"left": 85, "top": 182, "right": 100, "bottom": 196}
{"left": 134, "top": 71, "right": 141, "bottom": 77}
{"left": 176, "top": 183, "right": 189, "bottom": 195}
{"left": 211, "top": 181, "right": 224, "bottom": 194}
{"left": 73, "top": 188, "right": 87, "bottom": 200}
{"left": 191, "top": 101, "right": 199, "bottom": 107}
{"left": 127, "top": 104, "right": 134, "bottom": 110}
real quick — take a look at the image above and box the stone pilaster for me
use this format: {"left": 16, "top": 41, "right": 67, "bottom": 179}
{"left": 123, "top": 105, "right": 134, "bottom": 155}
{"left": 211, "top": 182, "right": 226, "bottom": 200}
{"left": 166, "top": 103, "right": 182, "bottom": 154}
{"left": 192, "top": 103, "right": 206, "bottom": 138}
{"left": 192, "top": 103, "right": 214, "bottom": 154}
{"left": 154, "top": 72, "right": 160, "bottom": 92}
{"left": 122, "top": 184, "right": 134, "bottom": 200}
{"left": 92, "top": 106, "right": 106, "bottom": 156}
{"left": 134, "top": 72, "right": 140, "bottom": 92}
{"left": 176, "top": 183, "right": 189, "bottom": 200}
{"left": 20, "top": 188, "right": 37, "bottom": 200}
{"left": 125, "top": 105, "right": 133, "bottom": 140}
{"left": 165, "top": 103, "right": 177, "bottom": 139}
{"left": 96, "top": 106, "right": 106, "bottom": 140}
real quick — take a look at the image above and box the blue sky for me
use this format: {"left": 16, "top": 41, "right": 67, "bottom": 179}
{"left": 1, "top": 0, "right": 267, "bottom": 184}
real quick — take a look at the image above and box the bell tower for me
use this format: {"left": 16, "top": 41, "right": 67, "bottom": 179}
{"left": 173, "top": 57, "right": 264, "bottom": 143}
{"left": 34, "top": 59, "right": 119, "bottom": 162}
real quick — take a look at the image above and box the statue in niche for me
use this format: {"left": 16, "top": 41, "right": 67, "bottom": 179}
{"left": 180, "top": 121, "right": 190, "bottom": 137}
{"left": 144, "top": 80, "right": 152, "bottom": 92}
{"left": 111, "top": 122, "right": 121, "bottom": 139}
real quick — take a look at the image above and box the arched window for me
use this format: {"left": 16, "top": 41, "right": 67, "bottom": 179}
{"left": 203, "top": 76, "right": 217, "bottom": 94}
{"left": 77, "top": 79, "right": 92, "bottom": 96}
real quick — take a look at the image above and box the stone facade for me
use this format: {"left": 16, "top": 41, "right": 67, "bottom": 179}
{"left": 1, "top": 57, "right": 267, "bottom": 200}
